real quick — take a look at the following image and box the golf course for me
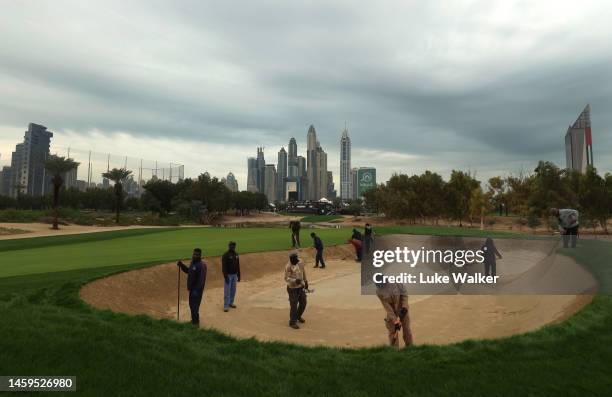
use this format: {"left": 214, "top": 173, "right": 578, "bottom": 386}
{"left": 1, "top": 226, "right": 611, "bottom": 396}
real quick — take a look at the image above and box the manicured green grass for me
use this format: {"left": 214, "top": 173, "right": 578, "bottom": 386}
{"left": 0, "top": 225, "right": 515, "bottom": 279}
{"left": 376, "top": 225, "right": 517, "bottom": 238}
{"left": 0, "top": 226, "right": 611, "bottom": 396}
{"left": 300, "top": 214, "right": 343, "bottom": 222}
{"left": 0, "top": 227, "right": 352, "bottom": 278}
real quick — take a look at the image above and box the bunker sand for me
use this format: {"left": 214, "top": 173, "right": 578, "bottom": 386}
{"left": 81, "top": 239, "right": 595, "bottom": 348}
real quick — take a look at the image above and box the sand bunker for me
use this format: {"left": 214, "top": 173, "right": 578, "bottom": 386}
{"left": 80, "top": 237, "right": 596, "bottom": 348}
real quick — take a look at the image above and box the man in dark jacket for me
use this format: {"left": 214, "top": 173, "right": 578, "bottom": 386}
{"left": 351, "top": 228, "right": 363, "bottom": 261}
{"left": 481, "top": 237, "right": 502, "bottom": 277}
{"left": 290, "top": 220, "right": 301, "bottom": 248}
{"left": 221, "top": 241, "right": 241, "bottom": 312}
{"left": 364, "top": 223, "right": 374, "bottom": 253}
{"left": 177, "top": 248, "right": 207, "bottom": 325}
{"left": 310, "top": 232, "right": 326, "bottom": 269}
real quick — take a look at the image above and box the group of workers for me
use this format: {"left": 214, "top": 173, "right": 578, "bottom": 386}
{"left": 175, "top": 221, "right": 410, "bottom": 347}
{"left": 175, "top": 207, "right": 579, "bottom": 348}
{"left": 176, "top": 240, "right": 242, "bottom": 325}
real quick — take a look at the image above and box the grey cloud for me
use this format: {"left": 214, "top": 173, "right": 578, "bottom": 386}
{"left": 1, "top": 0, "right": 611, "bottom": 183}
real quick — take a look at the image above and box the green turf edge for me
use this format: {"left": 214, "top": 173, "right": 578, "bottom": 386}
{"left": 1, "top": 228, "right": 611, "bottom": 396}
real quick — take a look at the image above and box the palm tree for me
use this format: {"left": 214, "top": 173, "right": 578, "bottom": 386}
{"left": 44, "top": 155, "right": 80, "bottom": 230}
{"left": 102, "top": 168, "right": 132, "bottom": 223}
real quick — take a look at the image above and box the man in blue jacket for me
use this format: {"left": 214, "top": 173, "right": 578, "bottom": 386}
{"left": 177, "top": 248, "right": 207, "bottom": 325}
{"left": 310, "top": 232, "right": 326, "bottom": 268}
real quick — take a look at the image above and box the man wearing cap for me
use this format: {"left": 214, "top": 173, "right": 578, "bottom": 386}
{"left": 284, "top": 252, "right": 308, "bottom": 329}
{"left": 177, "top": 248, "right": 207, "bottom": 325}
{"left": 222, "top": 241, "right": 241, "bottom": 312}
{"left": 364, "top": 223, "right": 374, "bottom": 254}
{"left": 376, "top": 282, "right": 413, "bottom": 348}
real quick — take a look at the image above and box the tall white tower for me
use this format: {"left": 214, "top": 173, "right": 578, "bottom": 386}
{"left": 340, "top": 127, "right": 351, "bottom": 200}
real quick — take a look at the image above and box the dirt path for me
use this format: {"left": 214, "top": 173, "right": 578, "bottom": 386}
{"left": 0, "top": 223, "right": 166, "bottom": 240}
{"left": 81, "top": 240, "right": 595, "bottom": 348}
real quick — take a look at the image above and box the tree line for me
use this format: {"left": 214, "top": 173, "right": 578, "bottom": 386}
{"left": 364, "top": 161, "right": 612, "bottom": 232}
{"left": 0, "top": 155, "right": 268, "bottom": 225}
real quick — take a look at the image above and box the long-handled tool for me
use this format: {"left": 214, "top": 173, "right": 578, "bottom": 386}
{"left": 177, "top": 264, "right": 181, "bottom": 321}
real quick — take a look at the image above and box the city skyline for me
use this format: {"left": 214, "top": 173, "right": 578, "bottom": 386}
{"left": 0, "top": 104, "right": 598, "bottom": 199}
{"left": 244, "top": 124, "right": 337, "bottom": 202}
{"left": 2, "top": 1, "right": 612, "bottom": 190}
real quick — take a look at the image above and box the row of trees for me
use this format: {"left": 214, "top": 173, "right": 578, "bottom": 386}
{"left": 364, "top": 161, "right": 612, "bottom": 232}
{"left": 140, "top": 174, "right": 268, "bottom": 222}
{"left": 4, "top": 157, "right": 610, "bottom": 231}
{"left": 0, "top": 155, "right": 270, "bottom": 227}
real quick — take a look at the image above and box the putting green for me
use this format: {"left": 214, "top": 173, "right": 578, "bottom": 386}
{"left": 0, "top": 227, "right": 352, "bottom": 278}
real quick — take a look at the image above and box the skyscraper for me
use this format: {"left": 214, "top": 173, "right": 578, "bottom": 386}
{"left": 277, "top": 147, "right": 287, "bottom": 201}
{"left": 297, "top": 156, "right": 306, "bottom": 177}
{"left": 247, "top": 157, "right": 258, "bottom": 192}
{"left": 351, "top": 167, "right": 358, "bottom": 200}
{"left": 224, "top": 171, "right": 239, "bottom": 192}
{"left": 306, "top": 125, "right": 317, "bottom": 200}
{"left": 8, "top": 123, "right": 53, "bottom": 197}
{"left": 288, "top": 138, "right": 298, "bottom": 178}
{"left": 9, "top": 143, "right": 25, "bottom": 197}
{"left": 565, "top": 104, "right": 594, "bottom": 173}
{"left": 315, "top": 144, "right": 328, "bottom": 199}
{"left": 340, "top": 127, "right": 351, "bottom": 200}
{"left": 0, "top": 166, "right": 9, "bottom": 196}
{"left": 256, "top": 147, "right": 265, "bottom": 193}
{"left": 327, "top": 171, "right": 336, "bottom": 199}
{"left": 297, "top": 155, "right": 308, "bottom": 201}
{"left": 63, "top": 168, "right": 78, "bottom": 189}
{"left": 263, "top": 164, "right": 277, "bottom": 203}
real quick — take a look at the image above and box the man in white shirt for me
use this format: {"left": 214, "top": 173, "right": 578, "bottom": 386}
{"left": 550, "top": 208, "right": 579, "bottom": 248}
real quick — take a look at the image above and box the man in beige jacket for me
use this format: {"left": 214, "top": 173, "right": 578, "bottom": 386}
{"left": 285, "top": 252, "right": 308, "bottom": 329}
{"left": 376, "top": 282, "right": 413, "bottom": 347}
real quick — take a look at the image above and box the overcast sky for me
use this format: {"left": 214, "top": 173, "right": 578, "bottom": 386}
{"left": 1, "top": 0, "right": 611, "bottom": 188}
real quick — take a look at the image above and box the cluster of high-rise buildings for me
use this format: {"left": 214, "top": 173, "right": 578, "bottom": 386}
{"left": 246, "top": 124, "right": 376, "bottom": 203}
{"left": 1, "top": 107, "right": 594, "bottom": 203}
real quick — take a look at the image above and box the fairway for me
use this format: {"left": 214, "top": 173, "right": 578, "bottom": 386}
{"left": 0, "top": 225, "right": 516, "bottom": 278}
{"left": 1, "top": 226, "right": 611, "bottom": 396}
{"left": 0, "top": 227, "right": 353, "bottom": 278}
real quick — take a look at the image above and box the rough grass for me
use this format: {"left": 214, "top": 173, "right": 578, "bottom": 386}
{"left": 0, "top": 209, "right": 194, "bottom": 226}
{"left": 0, "top": 227, "right": 611, "bottom": 396}
{"left": 0, "top": 226, "right": 30, "bottom": 236}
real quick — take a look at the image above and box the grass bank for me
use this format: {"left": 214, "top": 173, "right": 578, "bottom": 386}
{"left": 0, "top": 226, "right": 610, "bottom": 396}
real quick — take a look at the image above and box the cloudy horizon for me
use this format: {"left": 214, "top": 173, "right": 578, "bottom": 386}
{"left": 1, "top": 0, "right": 611, "bottom": 188}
